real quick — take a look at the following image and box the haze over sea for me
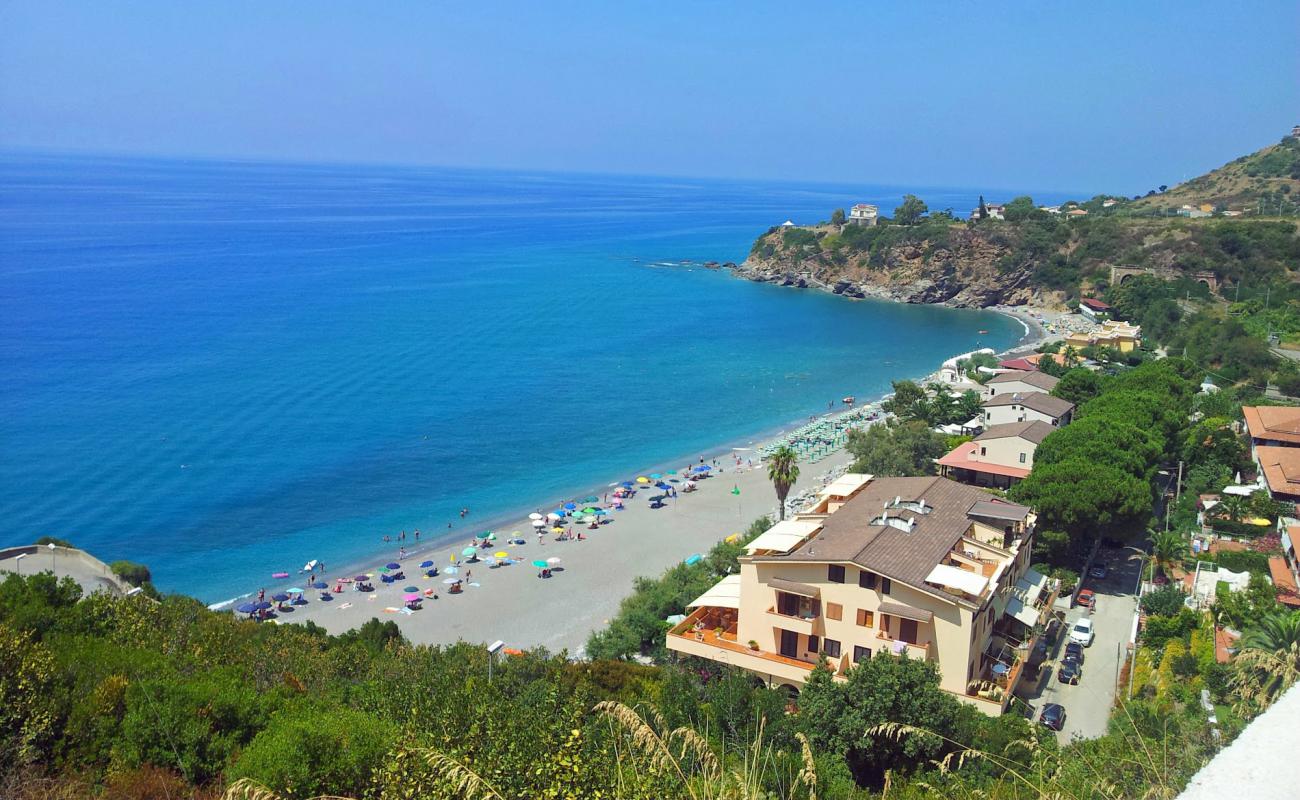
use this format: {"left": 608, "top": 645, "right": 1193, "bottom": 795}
{"left": 0, "top": 153, "right": 1064, "bottom": 602}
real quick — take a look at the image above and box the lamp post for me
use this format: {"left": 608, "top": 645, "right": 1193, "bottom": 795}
{"left": 13, "top": 553, "right": 27, "bottom": 575}
{"left": 486, "top": 640, "right": 505, "bottom": 683}
{"left": 48, "top": 542, "right": 56, "bottom": 576}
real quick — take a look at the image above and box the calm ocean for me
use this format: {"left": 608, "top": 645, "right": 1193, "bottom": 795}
{"left": 0, "top": 153, "right": 1057, "bottom": 602}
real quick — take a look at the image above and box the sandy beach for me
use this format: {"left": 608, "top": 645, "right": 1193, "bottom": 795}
{"left": 265, "top": 303, "right": 1056, "bottom": 654}
{"left": 281, "top": 447, "right": 854, "bottom": 654}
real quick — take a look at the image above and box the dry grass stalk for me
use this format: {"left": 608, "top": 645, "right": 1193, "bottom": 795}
{"left": 418, "top": 749, "right": 507, "bottom": 800}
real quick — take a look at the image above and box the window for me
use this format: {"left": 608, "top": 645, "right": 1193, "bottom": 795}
{"left": 858, "top": 570, "right": 876, "bottom": 589}
{"left": 853, "top": 645, "right": 872, "bottom": 663}
{"left": 856, "top": 608, "right": 874, "bottom": 627}
{"left": 806, "top": 635, "right": 819, "bottom": 654}
{"left": 822, "top": 638, "right": 841, "bottom": 658}
{"left": 979, "top": 446, "right": 987, "bottom": 456}
{"left": 881, "top": 577, "right": 892, "bottom": 595}
{"left": 826, "top": 602, "right": 842, "bottom": 621}
{"left": 828, "top": 564, "right": 845, "bottom": 583}
{"left": 1019, "top": 452, "right": 1027, "bottom": 463}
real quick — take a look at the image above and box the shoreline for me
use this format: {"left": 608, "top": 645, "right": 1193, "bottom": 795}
{"left": 218, "top": 295, "right": 1055, "bottom": 653}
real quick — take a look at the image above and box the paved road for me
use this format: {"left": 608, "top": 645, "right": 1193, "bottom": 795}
{"left": 1018, "top": 546, "right": 1142, "bottom": 742}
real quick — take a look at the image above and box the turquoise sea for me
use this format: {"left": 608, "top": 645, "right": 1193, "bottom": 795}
{"left": 0, "top": 153, "right": 1055, "bottom": 602}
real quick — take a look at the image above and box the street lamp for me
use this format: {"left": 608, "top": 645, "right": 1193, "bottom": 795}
{"left": 48, "top": 542, "right": 56, "bottom": 575}
{"left": 486, "top": 640, "right": 505, "bottom": 683}
{"left": 13, "top": 553, "right": 27, "bottom": 575}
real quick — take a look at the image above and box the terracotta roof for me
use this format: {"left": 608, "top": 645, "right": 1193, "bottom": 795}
{"left": 998, "top": 357, "right": 1038, "bottom": 371}
{"left": 1268, "top": 557, "right": 1300, "bottom": 608}
{"left": 1256, "top": 446, "right": 1300, "bottom": 498}
{"left": 753, "top": 476, "right": 1030, "bottom": 595}
{"left": 1214, "top": 626, "right": 1239, "bottom": 664}
{"left": 982, "top": 391, "right": 1074, "bottom": 418}
{"left": 1080, "top": 298, "right": 1111, "bottom": 310}
{"left": 1243, "top": 406, "right": 1300, "bottom": 445}
{"left": 986, "top": 370, "right": 1060, "bottom": 390}
{"left": 974, "top": 420, "right": 1056, "bottom": 445}
{"left": 937, "top": 441, "right": 1031, "bottom": 479}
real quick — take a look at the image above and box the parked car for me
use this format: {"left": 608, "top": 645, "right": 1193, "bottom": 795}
{"left": 1070, "top": 618, "right": 1095, "bottom": 647}
{"left": 1057, "top": 660, "right": 1083, "bottom": 685}
{"left": 1088, "top": 563, "right": 1108, "bottom": 580}
{"left": 1075, "top": 589, "right": 1096, "bottom": 609}
{"left": 1064, "top": 641, "right": 1085, "bottom": 665}
{"left": 1039, "top": 702, "right": 1066, "bottom": 731}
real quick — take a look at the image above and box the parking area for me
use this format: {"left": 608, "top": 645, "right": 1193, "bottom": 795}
{"left": 1017, "top": 546, "right": 1142, "bottom": 742}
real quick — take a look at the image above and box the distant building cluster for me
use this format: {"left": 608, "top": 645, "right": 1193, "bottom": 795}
{"left": 1064, "top": 320, "right": 1142, "bottom": 353}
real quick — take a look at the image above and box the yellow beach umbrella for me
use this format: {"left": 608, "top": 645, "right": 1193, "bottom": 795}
{"left": 636, "top": 476, "right": 650, "bottom": 483}
{"left": 494, "top": 551, "right": 509, "bottom": 558}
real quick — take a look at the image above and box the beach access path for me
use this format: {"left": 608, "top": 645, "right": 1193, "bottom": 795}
{"left": 284, "top": 448, "right": 853, "bottom": 655}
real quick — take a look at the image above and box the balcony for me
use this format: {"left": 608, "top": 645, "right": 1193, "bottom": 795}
{"left": 667, "top": 609, "right": 819, "bottom": 684}
{"left": 875, "top": 630, "right": 931, "bottom": 660}
{"left": 766, "top": 606, "right": 819, "bottom": 636}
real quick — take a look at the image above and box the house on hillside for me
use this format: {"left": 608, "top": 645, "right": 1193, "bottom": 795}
{"left": 1253, "top": 446, "right": 1300, "bottom": 503}
{"left": 983, "top": 370, "right": 1059, "bottom": 399}
{"left": 937, "top": 421, "right": 1056, "bottom": 489}
{"left": 982, "top": 392, "right": 1074, "bottom": 427}
{"left": 998, "top": 357, "right": 1038, "bottom": 372}
{"left": 1064, "top": 320, "right": 1141, "bottom": 353}
{"left": 1178, "top": 204, "right": 1211, "bottom": 218}
{"left": 666, "top": 474, "right": 1055, "bottom": 716}
{"left": 1241, "top": 406, "right": 1300, "bottom": 457}
{"left": 1078, "top": 297, "right": 1111, "bottom": 321}
{"left": 969, "top": 204, "right": 1005, "bottom": 221}
{"left": 848, "top": 204, "right": 879, "bottom": 226}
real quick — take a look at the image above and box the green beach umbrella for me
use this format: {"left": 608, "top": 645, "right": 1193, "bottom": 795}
{"left": 532, "top": 560, "right": 548, "bottom": 568}
{"left": 476, "top": 531, "right": 491, "bottom": 539}
{"left": 403, "top": 585, "right": 419, "bottom": 593}
{"left": 461, "top": 547, "right": 477, "bottom": 557}
{"left": 582, "top": 507, "right": 599, "bottom": 514}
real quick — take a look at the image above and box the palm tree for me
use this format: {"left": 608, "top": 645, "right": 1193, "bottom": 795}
{"left": 1149, "top": 529, "right": 1187, "bottom": 580}
{"left": 1232, "top": 611, "right": 1300, "bottom": 716}
{"left": 767, "top": 446, "right": 800, "bottom": 521}
{"left": 1217, "top": 493, "right": 1247, "bottom": 523}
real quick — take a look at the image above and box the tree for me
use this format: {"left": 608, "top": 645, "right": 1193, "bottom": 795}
{"left": 1232, "top": 611, "right": 1300, "bottom": 715}
{"left": 798, "top": 653, "right": 964, "bottom": 788}
{"left": 846, "top": 420, "right": 948, "bottom": 477}
{"left": 893, "top": 194, "right": 928, "bottom": 226}
{"left": 1159, "top": 184, "right": 1168, "bottom": 193}
{"left": 1216, "top": 494, "right": 1247, "bottom": 523}
{"left": 1052, "top": 368, "right": 1106, "bottom": 405}
{"left": 1149, "top": 530, "right": 1188, "bottom": 580}
{"left": 767, "top": 445, "right": 800, "bottom": 520}
{"left": 977, "top": 195, "right": 988, "bottom": 220}
{"left": 881, "top": 379, "right": 928, "bottom": 422}
{"left": 1180, "top": 417, "right": 1245, "bottom": 473}
{"left": 831, "top": 208, "right": 845, "bottom": 226}
{"left": 1002, "top": 195, "right": 1040, "bottom": 222}
{"left": 1140, "top": 583, "right": 1189, "bottom": 616}
{"left": 1009, "top": 459, "right": 1151, "bottom": 560}
{"left": 1213, "top": 573, "right": 1280, "bottom": 630}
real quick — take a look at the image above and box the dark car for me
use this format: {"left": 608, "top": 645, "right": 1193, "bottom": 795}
{"left": 1064, "top": 641, "right": 1085, "bottom": 665}
{"left": 1039, "top": 702, "right": 1066, "bottom": 731}
{"left": 1088, "top": 563, "right": 1108, "bottom": 580}
{"left": 1057, "top": 660, "right": 1083, "bottom": 685}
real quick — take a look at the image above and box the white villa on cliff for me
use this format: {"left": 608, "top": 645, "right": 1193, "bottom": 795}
{"left": 849, "top": 204, "right": 878, "bottom": 226}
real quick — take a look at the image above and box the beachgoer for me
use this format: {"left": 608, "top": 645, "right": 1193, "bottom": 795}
{"left": 258, "top": 588, "right": 265, "bottom": 602}
{"left": 414, "top": 530, "right": 420, "bottom": 541}
{"left": 383, "top": 534, "right": 391, "bottom": 543}
{"left": 465, "top": 569, "right": 472, "bottom": 582}
{"left": 398, "top": 546, "right": 406, "bottom": 559}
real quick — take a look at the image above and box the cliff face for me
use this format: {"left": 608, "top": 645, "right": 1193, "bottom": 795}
{"left": 736, "top": 224, "right": 1068, "bottom": 309}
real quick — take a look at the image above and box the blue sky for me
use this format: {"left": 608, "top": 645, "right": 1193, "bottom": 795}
{"left": 1, "top": 1, "right": 1296, "bottom": 195}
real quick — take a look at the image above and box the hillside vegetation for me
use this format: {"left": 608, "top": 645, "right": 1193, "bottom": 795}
{"left": 1130, "top": 135, "right": 1300, "bottom": 215}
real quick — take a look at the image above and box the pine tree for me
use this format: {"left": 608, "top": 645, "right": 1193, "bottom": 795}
{"left": 977, "top": 194, "right": 988, "bottom": 220}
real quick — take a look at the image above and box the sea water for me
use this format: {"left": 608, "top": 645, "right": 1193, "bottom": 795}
{"left": 0, "top": 153, "right": 1050, "bottom": 601}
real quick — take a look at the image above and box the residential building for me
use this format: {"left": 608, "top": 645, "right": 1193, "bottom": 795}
{"left": 666, "top": 475, "right": 1055, "bottom": 715}
{"left": 848, "top": 203, "right": 879, "bottom": 226}
{"left": 1102, "top": 199, "right": 1119, "bottom": 208}
{"left": 983, "top": 369, "right": 1059, "bottom": 399}
{"left": 1078, "top": 297, "right": 1111, "bottom": 321}
{"left": 982, "top": 392, "right": 1074, "bottom": 427}
{"left": 1253, "top": 445, "right": 1300, "bottom": 503}
{"left": 1039, "top": 205, "right": 1061, "bottom": 215}
{"left": 1063, "top": 320, "right": 1141, "bottom": 353}
{"left": 997, "top": 356, "right": 1037, "bottom": 372}
{"left": 1066, "top": 209, "right": 1088, "bottom": 218}
{"left": 1177, "top": 204, "right": 1211, "bottom": 218}
{"left": 937, "top": 421, "right": 1056, "bottom": 489}
{"left": 1241, "top": 406, "right": 1300, "bottom": 456}
{"left": 969, "top": 203, "right": 1005, "bottom": 220}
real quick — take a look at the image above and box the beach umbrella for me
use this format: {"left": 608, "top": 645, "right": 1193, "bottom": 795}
{"left": 532, "top": 519, "right": 547, "bottom": 527}
{"left": 420, "top": 560, "right": 434, "bottom": 568}
{"left": 256, "top": 601, "right": 273, "bottom": 610}
{"left": 485, "top": 532, "right": 497, "bottom": 541}
{"left": 286, "top": 587, "right": 304, "bottom": 594}
{"left": 528, "top": 512, "right": 544, "bottom": 520}
{"left": 563, "top": 502, "right": 577, "bottom": 511}
{"left": 310, "top": 581, "right": 328, "bottom": 589}
{"left": 353, "top": 574, "right": 369, "bottom": 582}
{"left": 476, "top": 531, "right": 491, "bottom": 539}
{"left": 461, "top": 547, "right": 478, "bottom": 557}
{"left": 693, "top": 465, "right": 711, "bottom": 473}
{"left": 582, "top": 506, "right": 599, "bottom": 514}
{"left": 551, "top": 526, "right": 565, "bottom": 533}
{"left": 494, "top": 551, "right": 509, "bottom": 558}
{"left": 443, "top": 577, "right": 461, "bottom": 584}
{"left": 236, "top": 602, "right": 258, "bottom": 614}
{"left": 445, "top": 566, "right": 459, "bottom": 574}
{"left": 582, "top": 495, "right": 600, "bottom": 503}
{"left": 621, "top": 481, "right": 634, "bottom": 488}
{"left": 403, "top": 593, "right": 421, "bottom": 602}
{"left": 532, "top": 560, "right": 548, "bottom": 568}
{"left": 272, "top": 593, "right": 290, "bottom": 602}
{"left": 636, "top": 476, "right": 650, "bottom": 483}
{"left": 403, "top": 585, "right": 419, "bottom": 593}
{"left": 667, "top": 469, "right": 677, "bottom": 475}
{"left": 385, "top": 562, "right": 401, "bottom": 570}
{"left": 546, "top": 512, "right": 563, "bottom": 521}
{"left": 656, "top": 482, "right": 670, "bottom": 490}
{"left": 593, "top": 508, "right": 609, "bottom": 516}
{"left": 546, "top": 557, "right": 562, "bottom": 565}
{"left": 650, "top": 473, "right": 662, "bottom": 479}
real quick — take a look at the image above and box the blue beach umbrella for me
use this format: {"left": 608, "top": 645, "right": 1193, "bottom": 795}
{"left": 693, "top": 465, "right": 711, "bottom": 473}
{"left": 256, "top": 601, "right": 273, "bottom": 610}
{"left": 620, "top": 481, "right": 634, "bottom": 488}
{"left": 420, "top": 560, "right": 434, "bottom": 568}
{"left": 563, "top": 502, "right": 577, "bottom": 511}
{"left": 236, "top": 602, "right": 258, "bottom": 614}
{"left": 272, "top": 593, "right": 290, "bottom": 602}
{"left": 385, "top": 562, "right": 401, "bottom": 570}
{"left": 650, "top": 473, "right": 662, "bottom": 479}
{"left": 310, "top": 581, "right": 328, "bottom": 590}
{"left": 353, "top": 574, "right": 369, "bottom": 582}
{"left": 551, "top": 507, "right": 566, "bottom": 516}
{"left": 403, "top": 585, "right": 420, "bottom": 593}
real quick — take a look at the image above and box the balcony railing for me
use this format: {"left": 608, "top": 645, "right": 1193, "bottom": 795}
{"left": 766, "top": 606, "right": 819, "bottom": 635}
{"left": 875, "top": 630, "right": 930, "bottom": 660}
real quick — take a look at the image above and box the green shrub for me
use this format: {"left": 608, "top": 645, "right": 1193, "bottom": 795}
{"left": 1212, "top": 549, "right": 1271, "bottom": 575}
{"left": 1141, "top": 584, "right": 1189, "bottom": 617}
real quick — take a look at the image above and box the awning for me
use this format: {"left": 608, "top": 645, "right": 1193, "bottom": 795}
{"left": 818, "top": 473, "right": 872, "bottom": 498}
{"left": 925, "top": 563, "right": 989, "bottom": 596}
{"left": 1004, "top": 596, "right": 1039, "bottom": 627}
{"left": 686, "top": 574, "right": 742, "bottom": 609}
{"left": 769, "top": 577, "right": 820, "bottom": 598}
{"left": 746, "top": 519, "right": 822, "bottom": 554}
{"left": 968, "top": 500, "right": 1031, "bottom": 522}
{"left": 1003, "top": 568, "right": 1048, "bottom": 626}
{"left": 879, "top": 601, "right": 933, "bottom": 623}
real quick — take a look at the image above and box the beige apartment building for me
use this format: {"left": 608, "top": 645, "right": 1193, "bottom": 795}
{"left": 667, "top": 474, "right": 1057, "bottom": 716}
